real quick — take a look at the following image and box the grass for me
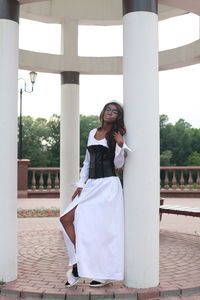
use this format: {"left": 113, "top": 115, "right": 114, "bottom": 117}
{"left": 17, "top": 208, "right": 60, "bottom": 218}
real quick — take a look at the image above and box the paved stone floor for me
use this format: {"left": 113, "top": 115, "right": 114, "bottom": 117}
{"left": 17, "top": 197, "right": 200, "bottom": 236}
{"left": 0, "top": 197, "right": 199, "bottom": 299}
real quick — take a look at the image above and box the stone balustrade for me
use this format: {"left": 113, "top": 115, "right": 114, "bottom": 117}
{"left": 27, "top": 167, "right": 60, "bottom": 198}
{"left": 17, "top": 161, "right": 200, "bottom": 198}
{"left": 160, "top": 166, "right": 200, "bottom": 197}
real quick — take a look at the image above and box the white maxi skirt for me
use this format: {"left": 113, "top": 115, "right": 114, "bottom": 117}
{"left": 60, "top": 176, "right": 124, "bottom": 280}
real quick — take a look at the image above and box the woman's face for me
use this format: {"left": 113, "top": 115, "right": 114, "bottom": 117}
{"left": 103, "top": 104, "right": 119, "bottom": 124}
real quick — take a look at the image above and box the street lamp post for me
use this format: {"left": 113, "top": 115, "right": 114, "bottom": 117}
{"left": 18, "top": 71, "right": 37, "bottom": 159}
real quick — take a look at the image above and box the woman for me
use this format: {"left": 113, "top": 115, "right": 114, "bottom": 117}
{"left": 60, "top": 101, "right": 131, "bottom": 287}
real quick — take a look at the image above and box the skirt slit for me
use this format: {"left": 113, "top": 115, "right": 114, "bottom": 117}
{"left": 60, "top": 202, "right": 79, "bottom": 266}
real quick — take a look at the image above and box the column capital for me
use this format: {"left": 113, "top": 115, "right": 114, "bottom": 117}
{"left": 123, "top": 0, "right": 157, "bottom": 16}
{"left": 61, "top": 71, "right": 79, "bottom": 85}
{"left": 0, "top": 0, "right": 19, "bottom": 23}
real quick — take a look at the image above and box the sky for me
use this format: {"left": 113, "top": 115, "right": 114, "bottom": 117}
{"left": 18, "top": 13, "right": 200, "bottom": 128}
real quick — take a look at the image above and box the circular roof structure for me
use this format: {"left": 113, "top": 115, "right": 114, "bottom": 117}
{"left": 17, "top": 0, "right": 200, "bottom": 73}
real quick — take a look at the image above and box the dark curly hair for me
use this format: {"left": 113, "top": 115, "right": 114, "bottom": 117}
{"left": 98, "top": 101, "right": 126, "bottom": 154}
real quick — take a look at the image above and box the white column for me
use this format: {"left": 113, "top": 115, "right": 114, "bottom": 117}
{"left": 60, "top": 72, "right": 80, "bottom": 214}
{"left": 61, "top": 20, "right": 79, "bottom": 70}
{"left": 0, "top": 0, "right": 19, "bottom": 282}
{"left": 123, "top": 0, "right": 159, "bottom": 288}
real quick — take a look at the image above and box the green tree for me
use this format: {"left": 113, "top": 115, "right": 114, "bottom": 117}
{"left": 20, "top": 114, "right": 101, "bottom": 167}
{"left": 190, "top": 128, "right": 200, "bottom": 153}
{"left": 46, "top": 114, "right": 60, "bottom": 166}
{"left": 170, "top": 119, "right": 192, "bottom": 165}
{"left": 20, "top": 116, "right": 50, "bottom": 166}
{"left": 160, "top": 114, "right": 169, "bottom": 129}
{"left": 160, "top": 115, "right": 174, "bottom": 154}
{"left": 187, "top": 151, "right": 200, "bottom": 166}
{"left": 160, "top": 116, "right": 193, "bottom": 166}
{"left": 160, "top": 150, "right": 172, "bottom": 166}
{"left": 21, "top": 113, "right": 200, "bottom": 168}
{"left": 80, "top": 115, "right": 100, "bottom": 165}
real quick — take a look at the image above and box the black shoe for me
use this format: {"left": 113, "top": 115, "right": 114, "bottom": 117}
{"left": 89, "top": 280, "right": 107, "bottom": 287}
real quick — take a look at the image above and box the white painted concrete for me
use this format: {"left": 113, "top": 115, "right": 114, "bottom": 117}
{"left": 19, "top": 0, "right": 187, "bottom": 23}
{"left": 0, "top": 19, "right": 18, "bottom": 282}
{"left": 19, "top": 49, "right": 62, "bottom": 73}
{"left": 158, "top": 5, "right": 187, "bottom": 21}
{"left": 60, "top": 84, "right": 80, "bottom": 214}
{"left": 159, "top": 0, "right": 200, "bottom": 16}
{"left": 17, "top": 0, "right": 200, "bottom": 73}
{"left": 19, "top": 49, "right": 123, "bottom": 74}
{"left": 19, "top": 39, "right": 200, "bottom": 73}
{"left": 18, "top": 0, "right": 200, "bottom": 73}
{"left": 123, "top": 11, "right": 160, "bottom": 288}
{"left": 159, "top": 39, "right": 200, "bottom": 70}
{"left": 19, "top": 0, "right": 123, "bottom": 23}
{"left": 61, "top": 20, "right": 78, "bottom": 60}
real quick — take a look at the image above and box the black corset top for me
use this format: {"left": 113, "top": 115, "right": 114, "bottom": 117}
{"left": 87, "top": 145, "right": 116, "bottom": 179}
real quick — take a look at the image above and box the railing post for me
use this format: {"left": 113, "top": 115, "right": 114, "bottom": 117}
{"left": 188, "top": 170, "right": 193, "bottom": 189}
{"left": 164, "top": 169, "right": 169, "bottom": 189}
{"left": 172, "top": 170, "right": 177, "bottom": 189}
{"left": 17, "top": 159, "right": 30, "bottom": 198}
{"left": 180, "top": 169, "right": 185, "bottom": 189}
{"left": 197, "top": 170, "right": 200, "bottom": 189}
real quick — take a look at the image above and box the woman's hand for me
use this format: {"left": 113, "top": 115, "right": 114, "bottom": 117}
{"left": 113, "top": 131, "right": 124, "bottom": 148}
{"left": 72, "top": 187, "right": 83, "bottom": 200}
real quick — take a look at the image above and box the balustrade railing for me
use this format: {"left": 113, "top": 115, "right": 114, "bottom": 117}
{"left": 18, "top": 165, "right": 200, "bottom": 197}
{"left": 28, "top": 167, "right": 60, "bottom": 193}
{"left": 160, "top": 166, "right": 200, "bottom": 191}
{"left": 28, "top": 166, "right": 200, "bottom": 191}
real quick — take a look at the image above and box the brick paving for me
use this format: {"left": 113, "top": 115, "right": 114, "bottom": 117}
{"left": 17, "top": 198, "right": 59, "bottom": 210}
{"left": 17, "top": 197, "right": 200, "bottom": 236}
{"left": 160, "top": 198, "right": 200, "bottom": 236}
{"left": 0, "top": 198, "right": 199, "bottom": 299}
{"left": 1, "top": 295, "right": 199, "bottom": 299}
{"left": 159, "top": 297, "right": 200, "bottom": 300}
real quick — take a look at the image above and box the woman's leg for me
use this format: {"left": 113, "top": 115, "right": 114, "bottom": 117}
{"left": 60, "top": 207, "right": 80, "bottom": 286}
{"left": 60, "top": 207, "right": 76, "bottom": 246}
